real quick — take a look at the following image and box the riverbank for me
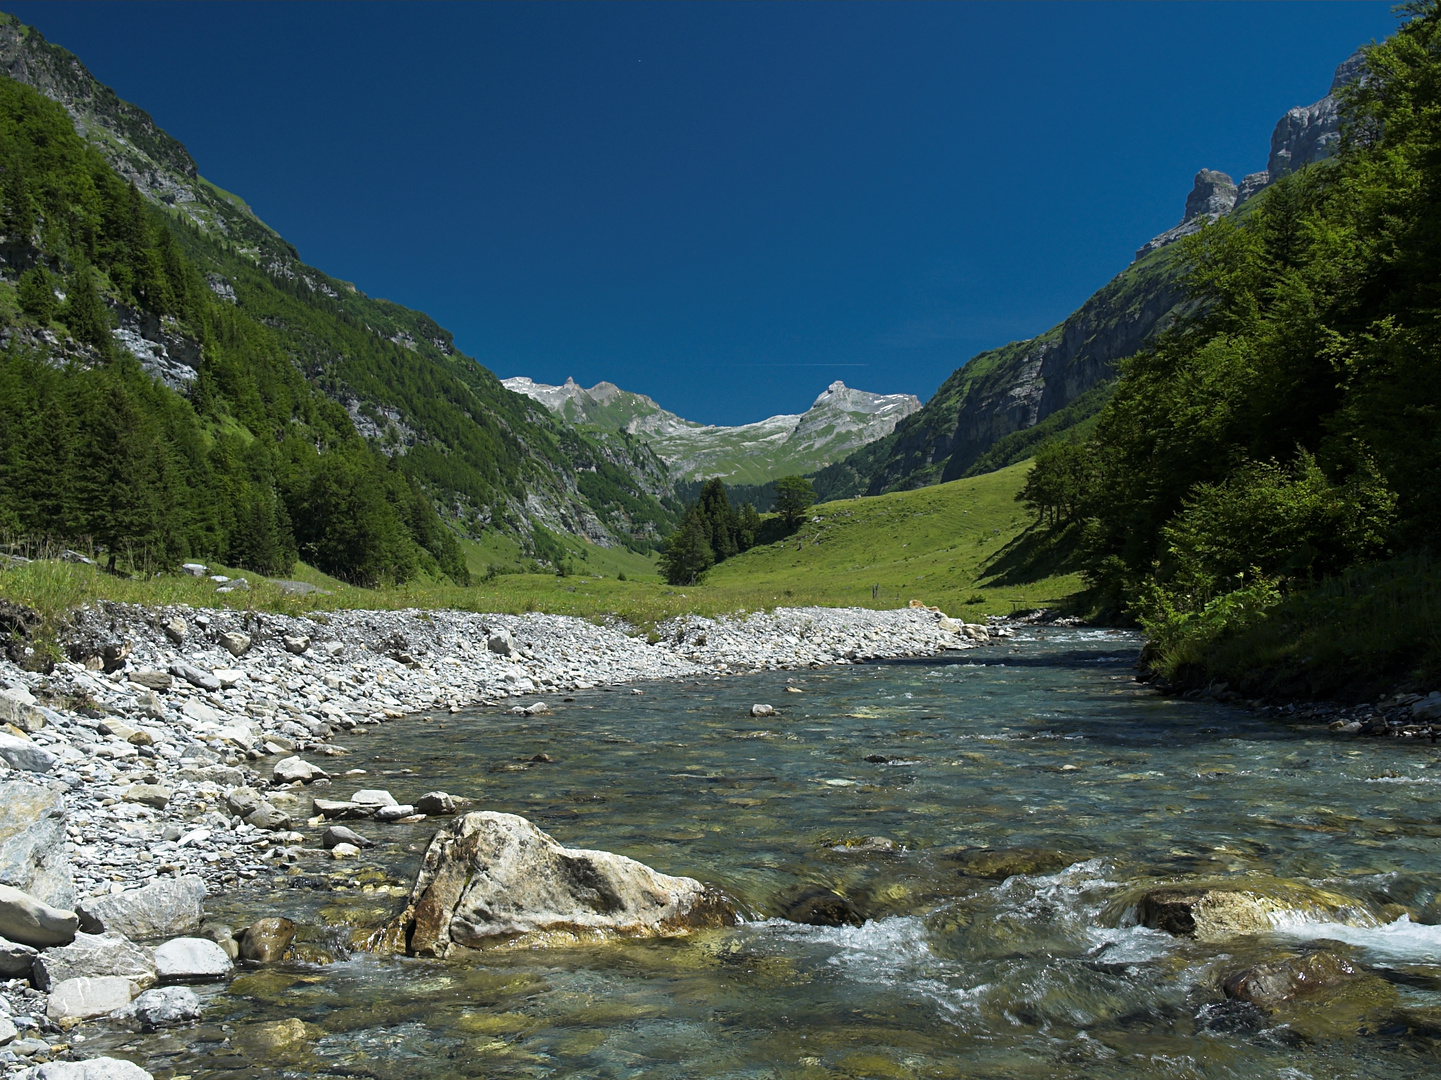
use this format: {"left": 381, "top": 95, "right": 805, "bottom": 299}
{"left": 0, "top": 600, "right": 999, "bottom": 1074}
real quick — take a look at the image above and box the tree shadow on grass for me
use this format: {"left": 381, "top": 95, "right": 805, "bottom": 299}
{"left": 977, "top": 521, "right": 1087, "bottom": 588}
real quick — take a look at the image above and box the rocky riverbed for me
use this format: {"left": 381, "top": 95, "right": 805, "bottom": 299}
{"left": 0, "top": 601, "right": 998, "bottom": 1076}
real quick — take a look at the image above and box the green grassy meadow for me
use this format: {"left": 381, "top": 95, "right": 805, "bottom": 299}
{"left": 0, "top": 460, "right": 1082, "bottom": 630}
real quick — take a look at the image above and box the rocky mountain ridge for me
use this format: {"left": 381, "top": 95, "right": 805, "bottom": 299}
{"left": 818, "top": 48, "right": 1368, "bottom": 499}
{"left": 504, "top": 376, "right": 920, "bottom": 485}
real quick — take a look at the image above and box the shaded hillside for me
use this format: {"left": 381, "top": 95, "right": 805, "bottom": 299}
{"left": 0, "top": 12, "right": 679, "bottom": 565}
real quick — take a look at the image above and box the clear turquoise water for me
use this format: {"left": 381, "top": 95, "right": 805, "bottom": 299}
{"left": 91, "top": 628, "right": 1441, "bottom": 1078}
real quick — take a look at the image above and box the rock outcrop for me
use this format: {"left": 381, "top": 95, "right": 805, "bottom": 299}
{"left": 376, "top": 812, "right": 736, "bottom": 957}
{"left": 0, "top": 781, "right": 74, "bottom": 910}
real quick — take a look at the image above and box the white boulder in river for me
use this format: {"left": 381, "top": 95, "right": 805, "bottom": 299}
{"left": 376, "top": 812, "right": 735, "bottom": 957}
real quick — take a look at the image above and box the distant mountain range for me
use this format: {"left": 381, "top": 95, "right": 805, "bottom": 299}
{"left": 503, "top": 377, "right": 920, "bottom": 485}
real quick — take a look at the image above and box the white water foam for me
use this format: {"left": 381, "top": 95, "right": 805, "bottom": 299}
{"left": 1270, "top": 913, "right": 1441, "bottom": 964}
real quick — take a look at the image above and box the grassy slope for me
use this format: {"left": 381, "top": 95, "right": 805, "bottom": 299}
{"left": 0, "top": 460, "right": 1081, "bottom": 630}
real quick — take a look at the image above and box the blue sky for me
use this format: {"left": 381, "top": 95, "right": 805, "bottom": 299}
{"left": 6, "top": 1, "right": 1398, "bottom": 425}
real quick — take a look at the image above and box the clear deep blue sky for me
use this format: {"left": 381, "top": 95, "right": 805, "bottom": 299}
{"left": 6, "top": 1, "right": 1398, "bottom": 426}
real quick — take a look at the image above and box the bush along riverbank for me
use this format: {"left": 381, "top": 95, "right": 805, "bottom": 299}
{"left": 0, "top": 599, "right": 998, "bottom": 1075}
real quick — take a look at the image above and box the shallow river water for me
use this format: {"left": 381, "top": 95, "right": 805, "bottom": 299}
{"left": 93, "top": 628, "right": 1441, "bottom": 1078}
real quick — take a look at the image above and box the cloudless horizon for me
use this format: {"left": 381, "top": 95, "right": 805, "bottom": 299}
{"left": 4, "top": 1, "right": 1399, "bottom": 426}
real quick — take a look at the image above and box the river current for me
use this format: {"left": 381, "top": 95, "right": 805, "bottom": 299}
{"left": 90, "top": 628, "right": 1441, "bottom": 1078}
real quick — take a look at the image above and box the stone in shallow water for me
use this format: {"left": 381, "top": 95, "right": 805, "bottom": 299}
{"left": 414, "top": 791, "right": 470, "bottom": 816}
{"left": 153, "top": 936, "right": 234, "bottom": 982}
{"left": 238, "top": 917, "right": 296, "bottom": 963}
{"left": 229, "top": 1017, "right": 323, "bottom": 1067}
{"left": 323, "top": 825, "right": 373, "bottom": 849}
{"left": 1132, "top": 881, "right": 1373, "bottom": 941}
{"left": 375, "top": 811, "right": 736, "bottom": 957}
{"left": 941, "top": 847, "right": 1071, "bottom": 880}
{"left": 133, "top": 985, "right": 202, "bottom": 1030}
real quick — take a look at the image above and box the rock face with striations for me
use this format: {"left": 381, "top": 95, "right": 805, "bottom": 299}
{"left": 76, "top": 876, "right": 206, "bottom": 941}
{"left": 376, "top": 812, "right": 736, "bottom": 957}
{"left": 0, "top": 781, "right": 74, "bottom": 910}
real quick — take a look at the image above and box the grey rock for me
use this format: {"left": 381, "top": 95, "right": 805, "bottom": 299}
{"left": 414, "top": 791, "right": 470, "bottom": 816}
{"left": 127, "top": 670, "right": 172, "bottom": 691}
{"left": 0, "top": 781, "right": 74, "bottom": 909}
{"left": 31, "top": 931, "right": 156, "bottom": 991}
{"left": 177, "top": 763, "right": 244, "bottom": 787}
{"left": 123, "top": 784, "right": 170, "bottom": 809}
{"left": 0, "top": 691, "right": 46, "bottom": 733}
{"left": 153, "top": 936, "right": 233, "bottom": 982}
{"left": 133, "top": 985, "right": 201, "bottom": 1030}
{"left": 312, "top": 798, "right": 366, "bottom": 820}
{"left": 272, "top": 755, "right": 326, "bottom": 784}
{"left": 76, "top": 876, "right": 206, "bottom": 940}
{"left": 750, "top": 704, "right": 774, "bottom": 717}
{"left": 0, "top": 933, "right": 38, "bottom": 977}
{"left": 375, "top": 804, "right": 416, "bottom": 822}
{"left": 244, "top": 804, "right": 292, "bottom": 831}
{"left": 204, "top": 923, "right": 239, "bottom": 961}
{"left": 382, "top": 811, "right": 736, "bottom": 957}
{"left": 1183, "top": 169, "right": 1237, "bottom": 222}
{"left": 1412, "top": 692, "right": 1441, "bottom": 722}
{"left": 0, "top": 884, "right": 78, "bottom": 948}
{"left": 0, "top": 1015, "right": 14, "bottom": 1044}
{"left": 15, "top": 1058, "right": 154, "bottom": 1080}
{"left": 163, "top": 617, "right": 187, "bottom": 644}
{"left": 322, "top": 825, "right": 374, "bottom": 849}
{"left": 487, "top": 630, "right": 517, "bottom": 657}
{"left": 169, "top": 663, "right": 221, "bottom": 692}
{"left": 223, "top": 787, "right": 264, "bottom": 818}
{"left": 219, "top": 631, "right": 251, "bottom": 657}
{"left": 282, "top": 635, "right": 310, "bottom": 654}
{"left": 45, "top": 975, "right": 139, "bottom": 1021}
{"left": 351, "top": 789, "right": 398, "bottom": 809}
{"left": 0, "top": 732, "right": 55, "bottom": 774}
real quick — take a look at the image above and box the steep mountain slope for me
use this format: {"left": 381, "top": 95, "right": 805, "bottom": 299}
{"left": 816, "top": 50, "right": 1365, "bottom": 500}
{"left": 0, "top": 13, "right": 679, "bottom": 565}
{"left": 505, "top": 376, "right": 920, "bottom": 485}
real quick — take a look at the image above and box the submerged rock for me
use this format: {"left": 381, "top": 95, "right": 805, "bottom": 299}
{"left": 376, "top": 811, "right": 736, "bottom": 957}
{"left": 775, "top": 884, "right": 865, "bottom": 927}
{"left": 1223, "top": 950, "right": 1362, "bottom": 1007}
{"left": 1128, "top": 879, "right": 1375, "bottom": 941}
{"left": 942, "top": 847, "right": 1071, "bottom": 880}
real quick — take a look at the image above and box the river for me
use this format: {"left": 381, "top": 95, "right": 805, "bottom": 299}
{"left": 86, "top": 627, "right": 1441, "bottom": 1078}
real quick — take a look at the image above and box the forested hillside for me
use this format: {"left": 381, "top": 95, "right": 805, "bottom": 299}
{"left": 0, "top": 13, "right": 681, "bottom": 584}
{"left": 1020, "top": 4, "right": 1441, "bottom": 694}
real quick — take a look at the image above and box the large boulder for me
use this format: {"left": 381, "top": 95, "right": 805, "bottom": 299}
{"left": 0, "top": 884, "right": 78, "bottom": 948}
{"left": 16, "top": 1059, "right": 154, "bottom": 1080}
{"left": 46, "top": 975, "right": 140, "bottom": 1021}
{"left": 76, "top": 876, "right": 206, "bottom": 940}
{"left": 31, "top": 931, "right": 156, "bottom": 991}
{"left": 376, "top": 811, "right": 736, "bottom": 957}
{"left": 153, "top": 937, "right": 233, "bottom": 982}
{"left": 273, "top": 756, "right": 327, "bottom": 784}
{"left": 0, "top": 781, "right": 74, "bottom": 909}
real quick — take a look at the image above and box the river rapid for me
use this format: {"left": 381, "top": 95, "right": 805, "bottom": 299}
{"left": 89, "top": 627, "right": 1441, "bottom": 1078}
